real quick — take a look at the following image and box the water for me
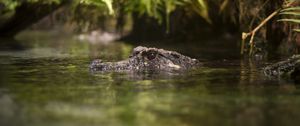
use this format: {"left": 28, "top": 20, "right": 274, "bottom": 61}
{"left": 0, "top": 31, "right": 300, "bottom": 126}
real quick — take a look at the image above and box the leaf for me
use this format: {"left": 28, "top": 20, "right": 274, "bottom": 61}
{"left": 293, "top": 29, "right": 300, "bottom": 32}
{"left": 102, "top": 0, "right": 114, "bottom": 15}
{"left": 279, "top": 12, "right": 300, "bottom": 16}
{"left": 27, "top": 0, "right": 61, "bottom": 4}
{"left": 165, "top": 0, "right": 177, "bottom": 33}
{"left": 280, "top": 6, "right": 300, "bottom": 12}
{"left": 79, "top": 0, "right": 114, "bottom": 15}
{"left": 278, "top": 19, "right": 300, "bottom": 23}
{"left": 191, "top": 0, "right": 211, "bottom": 23}
{"left": 219, "top": 0, "right": 229, "bottom": 13}
{"left": 165, "top": 0, "right": 176, "bottom": 14}
{"left": 141, "top": 0, "right": 153, "bottom": 16}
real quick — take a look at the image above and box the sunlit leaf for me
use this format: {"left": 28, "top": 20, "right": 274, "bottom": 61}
{"left": 293, "top": 29, "right": 300, "bottom": 32}
{"left": 27, "top": 0, "right": 61, "bottom": 4}
{"left": 165, "top": 0, "right": 177, "bottom": 33}
{"left": 102, "top": 0, "right": 114, "bottom": 15}
{"left": 141, "top": 0, "right": 153, "bottom": 16}
{"left": 194, "top": 0, "right": 211, "bottom": 23}
{"left": 279, "top": 12, "right": 300, "bottom": 16}
{"left": 79, "top": 0, "right": 114, "bottom": 15}
{"left": 280, "top": 6, "right": 300, "bottom": 12}
{"left": 0, "top": 0, "right": 19, "bottom": 11}
{"left": 278, "top": 19, "right": 300, "bottom": 23}
{"left": 219, "top": 0, "right": 229, "bottom": 13}
{"left": 278, "top": 5, "right": 300, "bottom": 33}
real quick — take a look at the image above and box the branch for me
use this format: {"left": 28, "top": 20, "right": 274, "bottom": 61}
{"left": 241, "top": 9, "right": 281, "bottom": 55}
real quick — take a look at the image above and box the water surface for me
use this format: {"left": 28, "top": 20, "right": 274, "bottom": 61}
{"left": 0, "top": 31, "right": 300, "bottom": 126}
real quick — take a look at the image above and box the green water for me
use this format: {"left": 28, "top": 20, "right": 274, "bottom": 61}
{"left": 1, "top": 31, "right": 300, "bottom": 126}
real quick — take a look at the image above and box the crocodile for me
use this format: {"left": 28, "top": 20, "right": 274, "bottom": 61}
{"left": 263, "top": 55, "right": 300, "bottom": 81}
{"left": 90, "top": 46, "right": 200, "bottom": 72}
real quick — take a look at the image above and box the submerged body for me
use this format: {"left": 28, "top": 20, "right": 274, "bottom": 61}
{"left": 263, "top": 55, "right": 300, "bottom": 81}
{"left": 90, "top": 46, "right": 200, "bottom": 72}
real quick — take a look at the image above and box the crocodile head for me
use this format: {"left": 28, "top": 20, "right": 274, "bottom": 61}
{"left": 90, "top": 46, "right": 200, "bottom": 72}
{"left": 263, "top": 55, "right": 300, "bottom": 77}
{"left": 263, "top": 55, "right": 300, "bottom": 82}
{"left": 127, "top": 46, "right": 199, "bottom": 71}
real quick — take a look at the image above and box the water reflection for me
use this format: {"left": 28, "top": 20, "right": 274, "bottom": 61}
{"left": 0, "top": 31, "right": 300, "bottom": 126}
{"left": 0, "top": 94, "right": 20, "bottom": 126}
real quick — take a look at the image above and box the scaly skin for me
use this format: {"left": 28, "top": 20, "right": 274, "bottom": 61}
{"left": 263, "top": 55, "right": 300, "bottom": 80}
{"left": 90, "top": 46, "right": 200, "bottom": 72}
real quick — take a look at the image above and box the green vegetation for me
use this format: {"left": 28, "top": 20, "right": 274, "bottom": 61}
{"left": 2, "top": 1, "right": 300, "bottom": 126}
{"left": 0, "top": 0, "right": 300, "bottom": 55}
{"left": 240, "top": 0, "right": 300, "bottom": 55}
{"left": 279, "top": 6, "right": 300, "bottom": 32}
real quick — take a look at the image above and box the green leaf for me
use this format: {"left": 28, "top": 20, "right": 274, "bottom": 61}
{"left": 190, "top": 0, "right": 211, "bottom": 23}
{"left": 281, "top": 6, "right": 300, "bottom": 12}
{"left": 165, "top": 0, "right": 177, "bottom": 33}
{"left": 293, "top": 29, "right": 300, "bottom": 32}
{"left": 0, "top": 0, "right": 19, "bottom": 10}
{"left": 219, "top": 0, "right": 229, "bottom": 13}
{"left": 102, "top": 0, "right": 114, "bottom": 15}
{"left": 79, "top": 0, "right": 114, "bottom": 15}
{"left": 277, "top": 19, "right": 300, "bottom": 23}
{"left": 279, "top": 12, "right": 300, "bottom": 16}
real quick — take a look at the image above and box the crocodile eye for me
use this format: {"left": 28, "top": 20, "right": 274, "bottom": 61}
{"left": 142, "top": 50, "right": 157, "bottom": 60}
{"left": 171, "top": 53, "right": 180, "bottom": 58}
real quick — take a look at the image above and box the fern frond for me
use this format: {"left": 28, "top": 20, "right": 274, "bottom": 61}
{"left": 281, "top": 6, "right": 300, "bottom": 12}
{"left": 293, "top": 29, "right": 300, "bottom": 32}
{"left": 279, "top": 12, "right": 300, "bottom": 16}
{"left": 278, "top": 19, "right": 300, "bottom": 23}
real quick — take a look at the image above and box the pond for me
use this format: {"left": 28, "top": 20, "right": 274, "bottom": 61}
{"left": 0, "top": 30, "right": 300, "bottom": 126}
